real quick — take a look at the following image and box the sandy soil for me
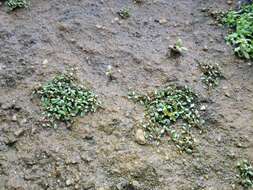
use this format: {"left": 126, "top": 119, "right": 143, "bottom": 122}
{"left": 0, "top": 0, "right": 253, "bottom": 189}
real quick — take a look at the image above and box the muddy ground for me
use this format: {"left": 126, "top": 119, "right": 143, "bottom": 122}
{"left": 0, "top": 0, "right": 253, "bottom": 189}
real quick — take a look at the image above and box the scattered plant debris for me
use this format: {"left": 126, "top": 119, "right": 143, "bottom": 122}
{"left": 237, "top": 159, "right": 253, "bottom": 189}
{"left": 223, "top": 4, "right": 253, "bottom": 59}
{"left": 129, "top": 86, "right": 203, "bottom": 153}
{"left": 198, "top": 62, "right": 223, "bottom": 88}
{"left": 34, "top": 74, "right": 100, "bottom": 127}
{"left": 5, "top": 0, "right": 29, "bottom": 11}
{"left": 168, "top": 38, "right": 188, "bottom": 57}
{"left": 117, "top": 8, "right": 131, "bottom": 19}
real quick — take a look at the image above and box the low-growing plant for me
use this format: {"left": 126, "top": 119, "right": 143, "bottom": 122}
{"left": 237, "top": 159, "right": 253, "bottom": 189}
{"left": 198, "top": 62, "right": 223, "bottom": 88}
{"left": 223, "top": 4, "right": 253, "bottom": 59}
{"left": 117, "top": 8, "right": 131, "bottom": 19}
{"left": 34, "top": 74, "right": 100, "bottom": 126}
{"left": 5, "top": 0, "right": 29, "bottom": 11}
{"left": 168, "top": 38, "right": 188, "bottom": 57}
{"left": 129, "top": 86, "right": 203, "bottom": 153}
{"left": 170, "top": 126, "right": 196, "bottom": 154}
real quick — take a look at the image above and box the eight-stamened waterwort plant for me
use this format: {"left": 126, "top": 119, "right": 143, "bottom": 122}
{"left": 129, "top": 86, "right": 203, "bottom": 153}
{"left": 34, "top": 74, "right": 100, "bottom": 127}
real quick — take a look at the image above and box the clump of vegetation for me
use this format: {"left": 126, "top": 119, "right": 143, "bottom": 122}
{"left": 168, "top": 39, "right": 188, "bottom": 57}
{"left": 117, "top": 8, "right": 131, "bottom": 19}
{"left": 170, "top": 125, "right": 196, "bottom": 154}
{"left": 34, "top": 74, "right": 100, "bottom": 126}
{"left": 237, "top": 159, "right": 253, "bottom": 189}
{"left": 5, "top": 0, "right": 29, "bottom": 11}
{"left": 129, "top": 86, "right": 202, "bottom": 153}
{"left": 198, "top": 62, "right": 223, "bottom": 88}
{"left": 223, "top": 4, "right": 253, "bottom": 59}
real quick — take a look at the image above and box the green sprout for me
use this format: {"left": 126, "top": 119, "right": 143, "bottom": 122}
{"left": 5, "top": 0, "right": 29, "bottom": 11}
{"left": 34, "top": 74, "right": 100, "bottom": 126}
{"left": 117, "top": 8, "right": 131, "bottom": 19}
{"left": 223, "top": 4, "right": 253, "bottom": 59}
{"left": 237, "top": 159, "right": 253, "bottom": 189}
{"left": 129, "top": 86, "right": 203, "bottom": 153}
{"left": 168, "top": 38, "right": 188, "bottom": 57}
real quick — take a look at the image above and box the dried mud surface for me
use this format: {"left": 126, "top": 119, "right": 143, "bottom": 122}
{"left": 0, "top": 0, "right": 253, "bottom": 190}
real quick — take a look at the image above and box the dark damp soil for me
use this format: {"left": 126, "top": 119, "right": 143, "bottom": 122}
{"left": 0, "top": 0, "right": 253, "bottom": 190}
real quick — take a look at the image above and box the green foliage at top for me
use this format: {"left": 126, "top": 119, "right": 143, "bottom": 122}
{"left": 129, "top": 86, "right": 202, "bottom": 153}
{"left": 223, "top": 4, "right": 253, "bottom": 59}
{"left": 237, "top": 160, "right": 253, "bottom": 189}
{"left": 34, "top": 74, "right": 100, "bottom": 125}
{"left": 198, "top": 62, "right": 223, "bottom": 88}
{"left": 5, "top": 0, "right": 29, "bottom": 11}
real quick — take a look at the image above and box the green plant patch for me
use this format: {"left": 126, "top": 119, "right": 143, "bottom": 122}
{"left": 117, "top": 8, "right": 131, "bottom": 19}
{"left": 237, "top": 159, "right": 253, "bottom": 189}
{"left": 129, "top": 86, "right": 203, "bottom": 153}
{"left": 198, "top": 62, "right": 223, "bottom": 88}
{"left": 223, "top": 4, "right": 253, "bottom": 59}
{"left": 34, "top": 74, "right": 100, "bottom": 126}
{"left": 5, "top": 0, "right": 29, "bottom": 11}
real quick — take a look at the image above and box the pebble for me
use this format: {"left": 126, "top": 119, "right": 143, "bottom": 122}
{"left": 159, "top": 18, "right": 167, "bottom": 24}
{"left": 135, "top": 129, "right": 146, "bottom": 145}
{"left": 14, "top": 128, "right": 25, "bottom": 137}
{"left": 227, "top": 0, "right": 232, "bottom": 5}
{"left": 66, "top": 178, "right": 74, "bottom": 186}
{"left": 12, "top": 114, "right": 17, "bottom": 121}
{"left": 200, "top": 105, "right": 206, "bottom": 111}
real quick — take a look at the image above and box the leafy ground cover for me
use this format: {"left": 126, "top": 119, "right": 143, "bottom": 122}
{"left": 34, "top": 74, "right": 100, "bottom": 126}
{"left": 129, "top": 86, "right": 203, "bottom": 153}
{"left": 237, "top": 160, "right": 253, "bottom": 189}
{"left": 223, "top": 4, "right": 253, "bottom": 59}
{"left": 5, "top": 0, "right": 29, "bottom": 11}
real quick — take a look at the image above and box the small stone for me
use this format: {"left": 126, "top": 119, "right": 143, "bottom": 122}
{"left": 95, "top": 24, "right": 103, "bottom": 29}
{"left": 203, "top": 46, "right": 208, "bottom": 51}
{"left": 132, "top": 180, "right": 141, "bottom": 188}
{"left": 159, "top": 18, "right": 167, "bottom": 24}
{"left": 227, "top": 0, "right": 232, "bottom": 5}
{"left": 19, "top": 118, "right": 27, "bottom": 126}
{"left": 224, "top": 92, "right": 231, "bottom": 97}
{"left": 135, "top": 129, "right": 146, "bottom": 145}
{"left": 42, "top": 59, "right": 48, "bottom": 65}
{"left": 12, "top": 114, "right": 17, "bottom": 121}
{"left": 66, "top": 178, "right": 74, "bottom": 186}
{"left": 200, "top": 105, "right": 206, "bottom": 111}
{"left": 14, "top": 128, "right": 25, "bottom": 137}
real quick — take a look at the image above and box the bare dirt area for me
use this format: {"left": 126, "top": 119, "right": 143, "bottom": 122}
{"left": 0, "top": 0, "right": 253, "bottom": 190}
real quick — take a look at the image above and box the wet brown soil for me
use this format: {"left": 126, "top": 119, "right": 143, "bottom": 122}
{"left": 0, "top": 0, "right": 253, "bottom": 190}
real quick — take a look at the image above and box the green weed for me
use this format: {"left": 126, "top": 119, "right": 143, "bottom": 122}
{"left": 198, "top": 62, "right": 223, "bottom": 88}
{"left": 223, "top": 4, "right": 253, "bottom": 59}
{"left": 168, "top": 39, "right": 188, "bottom": 57}
{"left": 34, "top": 74, "right": 100, "bottom": 126}
{"left": 5, "top": 0, "right": 29, "bottom": 11}
{"left": 237, "top": 159, "right": 253, "bottom": 189}
{"left": 129, "top": 86, "right": 202, "bottom": 153}
{"left": 117, "top": 8, "right": 131, "bottom": 19}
